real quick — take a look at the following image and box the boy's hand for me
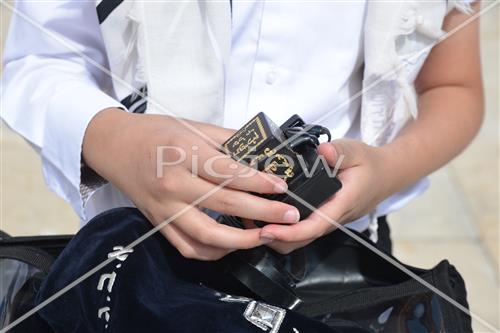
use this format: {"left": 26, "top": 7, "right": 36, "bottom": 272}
{"left": 262, "top": 139, "right": 391, "bottom": 254}
{"left": 83, "top": 108, "right": 301, "bottom": 260}
{"left": 261, "top": 3, "right": 484, "bottom": 255}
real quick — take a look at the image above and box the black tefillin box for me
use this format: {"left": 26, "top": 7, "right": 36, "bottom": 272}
{"left": 220, "top": 112, "right": 342, "bottom": 225}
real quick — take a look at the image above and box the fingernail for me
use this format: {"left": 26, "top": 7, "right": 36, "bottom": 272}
{"left": 260, "top": 232, "right": 275, "bottom": 244}
{"left": 273, "top": 180, "right": 288, "bottom": 193}
{"left": 283, "top": 209, "right": 300, "bottom": 223}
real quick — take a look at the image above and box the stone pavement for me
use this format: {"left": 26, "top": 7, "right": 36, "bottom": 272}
{"left": 1, "top": 4, "right": 498, "bottom": 332}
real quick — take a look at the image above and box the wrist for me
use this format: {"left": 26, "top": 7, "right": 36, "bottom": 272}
{"left": 375, "top": 131, "right": 429, "bottom": 200}
{"left": 82, "top": 107, "right": 135, "bottom": 177}
{"left": 373, "top": 143, "right": 407, "bottom": 200}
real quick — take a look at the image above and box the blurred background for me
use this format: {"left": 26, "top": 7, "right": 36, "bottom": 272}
{"left": 1, "top": 2, "right": 498, "bottom": 332}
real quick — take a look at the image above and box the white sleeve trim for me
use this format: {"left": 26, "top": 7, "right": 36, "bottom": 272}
{"left": 43, "top": 80, "right": 125, "bottom": 220}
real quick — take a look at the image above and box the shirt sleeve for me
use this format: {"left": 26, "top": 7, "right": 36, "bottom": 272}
{"left": 1, "top": 1, "right": 125, "bottom": 220}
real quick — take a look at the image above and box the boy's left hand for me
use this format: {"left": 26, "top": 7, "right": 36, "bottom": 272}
{"left": 261, "top": 139, "right": 392, "bottom": 254}
{"left": 259, "top": 2, "right": 485, "bottom": 255}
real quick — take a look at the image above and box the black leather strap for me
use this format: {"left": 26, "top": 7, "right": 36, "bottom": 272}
{"left": 224, "top": 248, "right": 303, "bottom": 310}
{"left": 225, "top": 217, "right": 390, "bottom": 310}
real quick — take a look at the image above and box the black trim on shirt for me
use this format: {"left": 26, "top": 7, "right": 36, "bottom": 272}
{"left": 97, "top": 0, "right": 123, "bottom": 24}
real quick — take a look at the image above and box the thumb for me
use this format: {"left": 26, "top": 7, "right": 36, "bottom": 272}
{"left": 317, "top": 139, "right": 366, "bottom": 169}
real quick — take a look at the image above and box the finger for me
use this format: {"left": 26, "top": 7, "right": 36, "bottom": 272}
{"left": 191, "top": 121, "right": 237, "bottom": 146}
{"left": 160, "top": 223, "right": 231, "bottom": 261}
{"left": 179, "top": 176, "right": 300, "bottom": 224}
{"left": 260, "top": 218, "right": 332, "bottom": 243}
{"left": 259, "top": 197, "right": 346, "bottom": 242}
{"left": 194, "top": 145, "right": 288, "bottom": 194}
{"left": 266, "top": 239, "right": 313, "bottom": 255}
{"left": 172, "top": 204, "right": 271, "bottom": 249}
{"left": 317, "top": 139, "right": 367, "bottom": 169}
{"left": 154, "top": 167, "right": 297, "bottom": 224}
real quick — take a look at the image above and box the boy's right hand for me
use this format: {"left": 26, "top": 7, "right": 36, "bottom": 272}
{"left": 82, "top": 108, "right": 300, "bottom": 260}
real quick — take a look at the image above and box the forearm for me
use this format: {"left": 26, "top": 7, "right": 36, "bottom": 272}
{"left": 376, "top": 2, "right": 483, "bottom": 199}
{"left": 379, "top": 84, "right": 484, "bottom": 197}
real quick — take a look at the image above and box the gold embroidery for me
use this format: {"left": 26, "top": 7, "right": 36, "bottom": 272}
{"left": 223, "top": 116, "right": 268, "bottom": 160}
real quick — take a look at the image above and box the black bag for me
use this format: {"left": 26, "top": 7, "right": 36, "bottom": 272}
{"left": 30, "top": 208, "right": 471, "bottom": 333}
{"left": 0, "top": 231, "right": 71, "bottom": 332}
{"left": 223, "top": 228, "right": 472, "bottom": 332}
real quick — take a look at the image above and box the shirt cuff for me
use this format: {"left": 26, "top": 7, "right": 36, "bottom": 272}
{"left": 42, "top": 80, "right": 125, "bottom": 220}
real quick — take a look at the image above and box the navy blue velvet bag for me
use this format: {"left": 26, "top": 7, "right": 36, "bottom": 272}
{"left": 34, "top": 208, "right": 367, "bottom": 333}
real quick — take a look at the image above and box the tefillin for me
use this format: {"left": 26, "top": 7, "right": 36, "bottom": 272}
{"left": 219, "top": 112, "right": 342, "bottom": 227}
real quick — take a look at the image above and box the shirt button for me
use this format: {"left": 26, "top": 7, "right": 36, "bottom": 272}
{"left": 266, "top": 70, "right": 277, "bottom": 85}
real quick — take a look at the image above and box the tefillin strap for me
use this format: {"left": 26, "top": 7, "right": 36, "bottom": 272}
{"left": 278, "top": 115, "right": 331, "bottom": 151}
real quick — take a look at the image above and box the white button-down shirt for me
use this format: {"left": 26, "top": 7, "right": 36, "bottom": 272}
{"left": 2, "top": 1, "right": 428, "bottom": 233}
{"left": 225, "top": 0, "right": 366, "bottom": 138}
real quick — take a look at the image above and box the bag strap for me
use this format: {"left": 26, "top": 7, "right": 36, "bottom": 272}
{"left": 0, "top": 231, "right": 73, "bottom": 273}
{"left": 0, "top": 246, "right": 54, "bottom": 274}
{"left": 0, "top": 234, "right": 73, "bottom": 259}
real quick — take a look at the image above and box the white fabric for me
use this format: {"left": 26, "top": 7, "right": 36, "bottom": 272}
{"left": 225, "top": 1, "right": 366, "bottom": 131}
{"left": 1, "top": 2, "right": 125, "bottom": 217}
{"left": 125, "top": 1, "right": 231, "bottom": 123}
{"left": 1, "top": 0, "right": 472, "bottom": 230}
